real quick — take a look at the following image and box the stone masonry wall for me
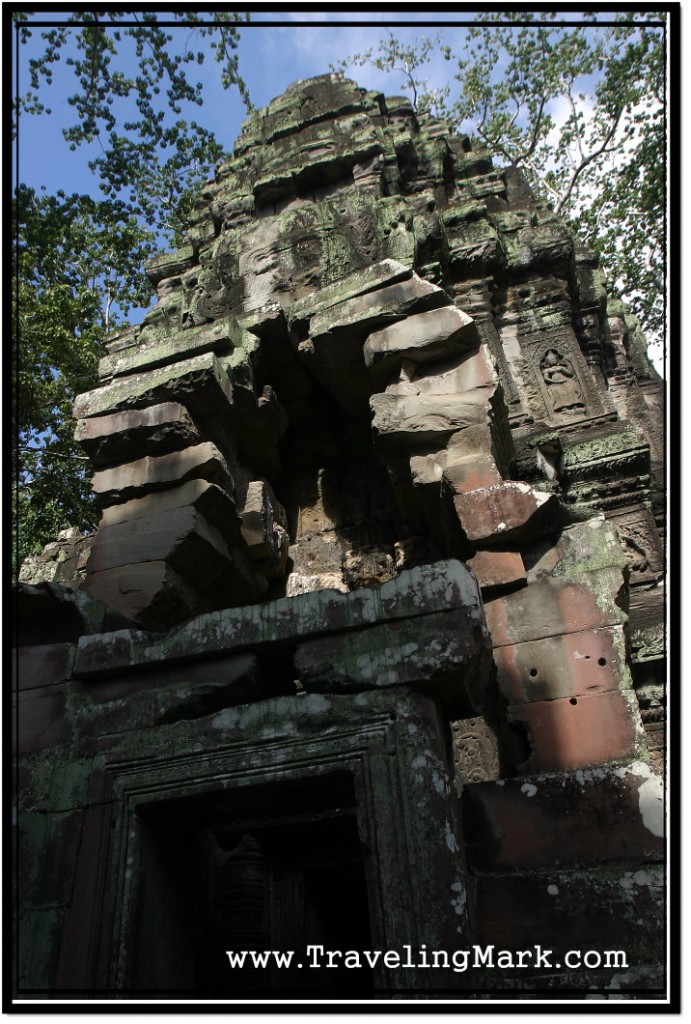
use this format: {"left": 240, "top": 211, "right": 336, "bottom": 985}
{"left": 15, "top": 75, "right": 666, "bottom": 998}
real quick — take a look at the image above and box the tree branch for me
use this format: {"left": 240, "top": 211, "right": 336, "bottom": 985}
{"left": 555, "top": 107, "right": 623, "bottom": 215}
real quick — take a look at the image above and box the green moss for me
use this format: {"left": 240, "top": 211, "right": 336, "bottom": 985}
{"left": 562, "top": 426, "right": 645, "bottom": 471}
{"left": 550, "top": 520, "right": 628, "bottom": 578}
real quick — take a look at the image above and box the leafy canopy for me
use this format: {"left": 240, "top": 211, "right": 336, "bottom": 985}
{"left": 335, "top": 12, "right": 666, "bottom": 346}
{"left": 13, "top": 11, "right": 251, "bottom": 569}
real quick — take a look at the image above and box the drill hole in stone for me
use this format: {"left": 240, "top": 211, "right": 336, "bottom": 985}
{"left": 529, "top": 668, "right": 538, "bottom": 677}
{"left": 598, "top": 657, "right": 607, "bottom": 666}
{"left": 570, "top": 698, "right": 578, "bottom": 705}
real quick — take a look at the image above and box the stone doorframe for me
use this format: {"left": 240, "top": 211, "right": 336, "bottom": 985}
{"left": 104, "top": 689, "right": 471, "bottom": 995}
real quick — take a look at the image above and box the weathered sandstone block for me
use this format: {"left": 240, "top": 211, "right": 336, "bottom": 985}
{"left": 452, "top": 481, "right": 558, "bottom": 546}
{"left": 91, "top": 442, "right": 235, "bottom": 506}
{"left": 507, "top": 690, "right": 641, "bottom": 772}
{"left": 370, "top": 391, "right": 488, "bottom": 448}
{"left": 466, "top": 549, "right": 526, "bottom": 590}
{"left": 492, "top": 624, "right": 630, "bottom": 705}
{"left": 98, "top": 479, "right": 239, "bottom": 535}
{"left": 82, "top": 560, "right": 206, "bottom": 629}
{"left": 289, "top": 258, "right": 413, "bottom": 334}
{"left": 72, "top": 351, "right": 234, "bottom": 423}
{"left": 295, "top": 607, "right": 491, "bottom": 710}
{"left": 307, "top": 273, "right": 450, "bottom": 343}
{"left": 98, "top": 317, "right": 242, "bottom": 381}
{"left": 462, "top": 762, "right": 663, "bottom": 870}
{"left": 238, "top": 479, "right": 289, "bottom": 577}
{"left": 484, "top": 568, "right": 628, "bottom": 648}
{"left": 364, "top": 305, "right": 480, "bottom": 370}
{"left": 74, "top": 402, "right": 201, "bottom": 467}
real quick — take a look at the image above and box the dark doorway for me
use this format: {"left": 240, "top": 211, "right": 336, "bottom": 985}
{"left": 196, "top": 814, "right": 373, "bottom": 994}
{"left": 131, "top": 774, "right": 374, "bottom": 995}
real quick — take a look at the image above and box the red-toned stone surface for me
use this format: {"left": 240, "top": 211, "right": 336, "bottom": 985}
{"left": 443, "top": 457, "right": 504, "bottom": 495}
{"left": 467, "top": 549, "right": 526, "bottom": 590}
{"left": 507, "top": 690, "right": 639, "bottom": 772}
{"left": 492, "top": 625, "right": 628, "bottom": 704}
{"left": 462, "top": 765, "right": 663, "bottom": 871}
{"left": 484, "top": 569, "right": 627, "bottom": 647}
{"left": 453, "top": 482, "right": 558, "bottom": 545}
{"left": 15, "top": 685, "right": 70, "bottom": 753}
{"left": 16, "top": 644, "right": 75, "bottom": 691}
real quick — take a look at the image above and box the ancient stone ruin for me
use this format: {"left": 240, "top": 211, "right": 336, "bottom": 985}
{"left": 15, "top": 74, "right": 666, "bottom": 999}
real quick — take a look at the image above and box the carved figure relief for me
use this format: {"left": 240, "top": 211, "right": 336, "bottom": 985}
{"left": 611, "top": 507, "right": 663, "bottom": 579}
{"left": 620, "top": 531, "right": 652, "bottom": 575}
{"left": 451, "top": 717, "right": 500, "bottom": 791}
{"left": 539, "top": 348, "right": 585, "bottom": 415}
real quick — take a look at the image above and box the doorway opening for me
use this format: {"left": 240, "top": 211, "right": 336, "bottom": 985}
{"left": 131, "top": 773, "right": 373, "bottom": 995}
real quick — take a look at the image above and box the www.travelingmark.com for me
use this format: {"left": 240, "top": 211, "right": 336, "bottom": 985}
{"left": 225, "top": 944, "right": 628, "bottom": 973}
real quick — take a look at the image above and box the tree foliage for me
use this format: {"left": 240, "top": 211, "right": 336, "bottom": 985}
{"left": 13, "top": 11, "right": 250, "bottom": 569}
{"left": 13, "top": 185, "right": 155, "bottom": 568}
{"left": 14, "top": 11, "right": 251, "bottom": 243}
{"left": 335, "top": 12, "right": 666, "bottom": 346}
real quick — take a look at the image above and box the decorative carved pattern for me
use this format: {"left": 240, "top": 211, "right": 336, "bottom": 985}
{"left": 451, "top": 716, "right": 501, "bottom": 791}
{"left": 609, "top": 506, "right": 664, "bottom": 580}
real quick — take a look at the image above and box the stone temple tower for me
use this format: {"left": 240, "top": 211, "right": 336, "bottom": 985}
{"left": 15, "top": 75, "right": 665, "bottom": 1000}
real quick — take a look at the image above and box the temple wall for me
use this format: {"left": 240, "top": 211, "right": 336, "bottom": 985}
{"left": 15, "top": 74, "right": 666, "bottom": 999}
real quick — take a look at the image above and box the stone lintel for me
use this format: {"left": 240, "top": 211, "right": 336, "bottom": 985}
{"left": 295, "top": 608, "right": 493, "bottom": 712}
{"left": 74, "top": 558, "right": 488, "bottom": 679}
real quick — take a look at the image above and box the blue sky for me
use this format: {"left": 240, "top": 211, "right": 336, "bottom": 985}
{"left": 15, "top": 12, "right": 478, "bottom": 196}
{"left": 13, "top": 10, "right": 667, "bottom": 373}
